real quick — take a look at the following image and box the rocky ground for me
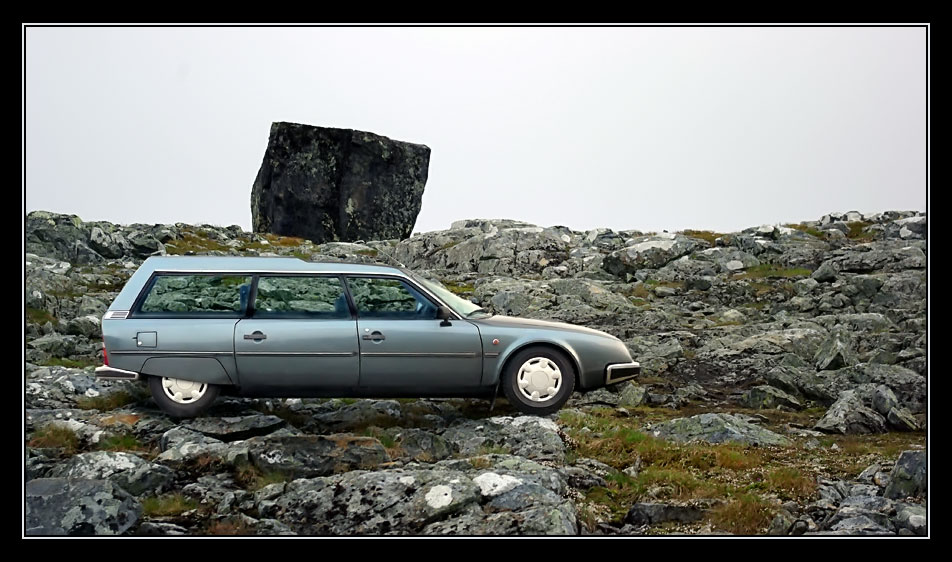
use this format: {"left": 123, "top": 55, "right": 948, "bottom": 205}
{"left": 24, "top": 210, "right": 928, "bottom": 535}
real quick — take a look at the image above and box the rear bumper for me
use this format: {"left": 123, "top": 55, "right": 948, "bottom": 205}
{"left": 94, "top": 365, "right": 140, "bottom": 381}
{"left": 605, "top": 362, "right": 641, "bottom": 385}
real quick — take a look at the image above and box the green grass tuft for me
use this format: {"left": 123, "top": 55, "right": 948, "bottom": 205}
{"left": 28, "top": 424, "right": 80, "bottom": 454}
{"left": 76, "top": 390, "right": 140, "bottom": 411}
{"left": 142, "top": 493, "right": 198, "bottom": 517}
{"left": 784, "top": 223, "right": 826, "bottom": 238}
{"left": 681, "top": 230, "right": 729, "bottom": 245}
{"left": 165, "top": 233, "right": 230, "bottom": 255}
{"left": 96, "top": 433, "right": 147, "bottom": 452}
{"left": 26, "top": 307, "right": 57, "bottom": 325}
{"left": 846, "top": 221, "right": 876, "bottom": 240}
{"left": 41, "top": 357, "right": 98, "bottom": 369}
{"left": 709, "top": 493, "right": 776, "bottom": 535}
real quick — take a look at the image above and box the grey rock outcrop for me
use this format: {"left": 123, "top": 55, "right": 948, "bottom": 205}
{"left": 47, "top": 451, "right": 174, "bottom": 496}
{"left": 251, "top": 122, "right": 430, "bottom": 243}
{"left": 246, "top": 434, "right": 390, "bottom": 478}
{"left": 25, "top": 478, "right": 141, "bottom": 535}
{"left": 884, "top": 451, "right": 926, "bottom": 499}
{"left": 649, "top": 413, "right": 791, "bottom": 446}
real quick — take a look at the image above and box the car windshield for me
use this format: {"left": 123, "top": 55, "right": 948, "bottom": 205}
{"left": 411, "top": 275, "right": 491, "bottom": 318}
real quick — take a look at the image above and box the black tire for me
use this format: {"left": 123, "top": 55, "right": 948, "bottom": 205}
{"left": 502, "top": 346, "right": 576, "bottom": 416}
{"left": 148, "top": 375, "right": 220, "bottom": 418}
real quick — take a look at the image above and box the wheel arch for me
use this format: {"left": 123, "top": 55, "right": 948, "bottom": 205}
{"left": 139, "top": 357, "right": 235, "bottom": 386}
{"left": 494, "top": 341, "right": 581, "bottom": 395}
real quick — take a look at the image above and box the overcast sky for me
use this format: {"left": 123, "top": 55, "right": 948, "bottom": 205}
{"left": 25, "top": 26, "right": 927, "bottom": 235}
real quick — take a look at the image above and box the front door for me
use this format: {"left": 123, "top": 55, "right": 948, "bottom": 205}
{"left": 345, "top": 276, "right": 483, "bottom": 390}
{"left": 234, "top": 275, "right": 359, "bottom": 393}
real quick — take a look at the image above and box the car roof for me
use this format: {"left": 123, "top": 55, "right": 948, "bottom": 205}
{"left": 141, "top": 256, "right": 404, "bottom": 275}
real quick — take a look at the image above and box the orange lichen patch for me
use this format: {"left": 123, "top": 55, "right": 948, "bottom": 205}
{"left": 97, "top": 413, "right": 141, "bottom": 427}
{"left": 327, "top": 434, "right": 381, "bottom": 449}
{"left": 206, "top": 518, "right": 255, "bottom": 535}
{"left": 264, "top": 233, "right": 308, "bottom": 247}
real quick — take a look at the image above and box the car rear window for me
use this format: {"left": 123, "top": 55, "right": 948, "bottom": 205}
{"left": 138, "top": 274, "right": 252, "bottom": 315}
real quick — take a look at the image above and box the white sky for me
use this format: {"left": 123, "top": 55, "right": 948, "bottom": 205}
{"left": 24, "top": 26, "right": 927, "bottom": 235}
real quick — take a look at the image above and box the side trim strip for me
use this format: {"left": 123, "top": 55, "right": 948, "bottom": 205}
{"left": 110, "top": 350, "right": 233, "bottom": 356}
{"left": 361, "top": 352, "right": 479, "bottom": 358}
{"left": 235, "top": 351, "right": 357, "bottom": 357}
{"left": 483, "top": 352, "right": 500, "bottom": 358}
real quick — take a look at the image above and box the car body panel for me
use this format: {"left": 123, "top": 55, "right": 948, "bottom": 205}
{"left": 234, "top": 318, "right": 361, "bottom": 391}
{"left": 104, "top": 317, "right": 240, "bottom": 384}
{"left": 100, "top": 256, "right": 640, "bottom": 399}
{"left": 356, "top": 317, "right": 484, "bottom": 388}
{"left": 469, "top": 315, "right": 633, "bottom": 390}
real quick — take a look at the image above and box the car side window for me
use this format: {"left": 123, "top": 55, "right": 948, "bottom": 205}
{"left": 346, "top": 277, "right": 437, "bottom": 319}
{"left": 139, "top": 274, "right": 252, "bottom": 315}
{"left": 253, "top": 276, "right": 351, "bottom": 319}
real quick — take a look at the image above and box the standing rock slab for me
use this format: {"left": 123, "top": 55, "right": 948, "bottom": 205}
{"left": 884, "top": 451, "right": 927, "bottom": 499}
{"left": 251, "top": 122, "right": 430, "bottom": 243}
{"left": 25, "top": 478, "right": 141, "bottom": 535}
{"left": 743, "top": 385, "right": 803, "bottom": 410}
{"left": 814, "top": 390, "right": 887, "bottom": 434}
{"left": 649, "top": 413, "right": 791, "bottom": 446}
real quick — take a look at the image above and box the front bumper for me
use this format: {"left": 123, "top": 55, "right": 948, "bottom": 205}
{"left": 94, "top": 365, "right": 140, "bottom": 381}
{"left": 605, "top": 362, "right": 641, "bottom": 385}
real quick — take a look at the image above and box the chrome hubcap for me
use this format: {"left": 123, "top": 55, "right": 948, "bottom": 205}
{"left": 162, "top": 377, "right": 207, "bottom": 404}
{"left": 516, "top": 357, "right": 562, "bottom": 402}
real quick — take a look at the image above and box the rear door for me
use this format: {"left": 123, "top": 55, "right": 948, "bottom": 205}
{"left": 346, "top": 276, "right": 483, "bottom": 390}
{"left": 234, "top": 274, "right": 359, "bottom": 392}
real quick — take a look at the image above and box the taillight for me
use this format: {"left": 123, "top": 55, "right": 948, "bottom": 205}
{"left": 102, "top": 336, "right": 109, "bottom": 366}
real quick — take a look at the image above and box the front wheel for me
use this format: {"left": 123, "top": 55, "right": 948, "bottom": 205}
{"left": 148, "top": 376, "right": 220, "bottom": 418}
{"left": 502, "top": 347, "right": 576, "bottom": 416}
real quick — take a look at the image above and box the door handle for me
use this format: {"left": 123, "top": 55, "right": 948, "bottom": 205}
{"left": 362, "top": 331, "right": 385, "bottom": 342}
{"left": 244, "top": 331, "right": 267, "bottom": 341}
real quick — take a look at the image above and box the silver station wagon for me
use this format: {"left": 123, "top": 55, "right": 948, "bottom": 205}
{"left": 95, "top": 257, "right": 640, "bottom": 417}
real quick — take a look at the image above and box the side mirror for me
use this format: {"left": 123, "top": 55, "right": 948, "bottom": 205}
{"left": 437, "top": 306, "right": 453, "bottom": 326}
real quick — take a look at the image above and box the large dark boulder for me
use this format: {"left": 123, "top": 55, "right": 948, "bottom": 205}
{"left": 251, "top": 122, "right": 430, "bottom": 243}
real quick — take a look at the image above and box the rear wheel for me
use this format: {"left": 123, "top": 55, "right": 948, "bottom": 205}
{"left": 148, "top": 375, "right": 220, "bottom": 418}
{"left": 502, "top": 346, "right": 576, "bottom": 416}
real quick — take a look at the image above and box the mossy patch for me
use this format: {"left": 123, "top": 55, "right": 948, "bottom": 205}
{"left": 26, "top": 307, "right": 57, "bottom": 325}
{"left": 142, "top": 493, "right": 198, "bottom": 517}
{"left": 28, "top": 424, "right": 79, "bottom": 454}
{"left": 76, "top": 390, "right": 140, "bottom": 411}
{"left": 846, "top": 221, "right": 876, "bottom": 240}
{"left": 784, "top": 223, "right": 826, "bottom": 238}
{"left": 442, "top": 281, "right": 476, "bottom": 296}
{"left": 559, "top": 407, "right": 925, "bottom": 532}
{"left": 96, "top": 433, "right": 147, "bottom": 452}
{"left": 165, "top": 234, "right": 230, "bottom": 255}
{"left": 681, "top": 230, "right": 729, "bottom": 245}
{"left": 477, "top": 444, "right": 511, "bottom": 455}
{"left": 41, "top": 357, "right": 98, "bottom": 369}
{"left": 709, "top": 493, "right": 776, "bottom": 535}
{"left": 234, "top": 463, "right": 289, "bottom": 491}
{"left": 205, "top": 518, "right": 255, "bottom": 535}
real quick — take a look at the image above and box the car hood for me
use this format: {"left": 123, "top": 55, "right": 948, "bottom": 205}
{"left": 471, "top": 315, "right": 619, "bottom": 339}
